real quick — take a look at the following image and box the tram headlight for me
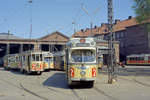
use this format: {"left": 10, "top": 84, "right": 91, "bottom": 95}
{"left": 71, "top": 42, "right": 75, "bottom": 47}
{"left": 91, "top": 42, "right": 94, "bottom": 45}
{"left": 80, "top": 71, "right": 86, "bottom": 76}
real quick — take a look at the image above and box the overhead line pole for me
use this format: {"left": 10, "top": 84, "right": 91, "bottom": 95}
{"left": 107, "top": 0, "right": 117, "bottom": 84}
{"left": 29, "top": 0, "right": 33, "bottom": 50}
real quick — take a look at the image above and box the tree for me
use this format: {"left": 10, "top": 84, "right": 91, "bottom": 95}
{"left": 132, "top": 0, "right": 150, "bottom": 32}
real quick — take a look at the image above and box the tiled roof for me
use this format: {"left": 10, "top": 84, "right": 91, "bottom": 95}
{"left": 72, "top": 17, "right": 138, "bottom": 37}
{"left": 0, "top": 33, "right": 23, "bottom": 39}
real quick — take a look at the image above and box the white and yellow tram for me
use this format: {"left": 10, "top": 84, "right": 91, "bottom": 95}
{"left": 3, "top": 55, "right": 10, "bottom": 70}
{"left": 65, "top": 38, "right": 98, "bottom": 87}
{"left": 20, "top": 50, "right": 44, "bottom": 74}
{"left": 43, "top": 52, "right": 54, "bottom": 70}
{"left": 3, "top": 54, "right": 21, "bottom": 70}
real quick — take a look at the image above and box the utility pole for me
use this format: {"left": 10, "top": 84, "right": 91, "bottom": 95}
{"left": 107, "top": 0, "right": 117, "bottom": 84}
{"left": 6, "top": 30, "right": 10, "bottom": 55}
{"left": 28, "top": 0, "right": 33, "bottom": 50}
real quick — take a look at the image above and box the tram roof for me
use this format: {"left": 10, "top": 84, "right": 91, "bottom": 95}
{"left": 127, "top": 54, "right": 150, "bottom": 57}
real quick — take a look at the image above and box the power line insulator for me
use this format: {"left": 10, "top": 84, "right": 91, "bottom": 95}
{"left": 28, "top": 0, "right": 32, "bottom": 3}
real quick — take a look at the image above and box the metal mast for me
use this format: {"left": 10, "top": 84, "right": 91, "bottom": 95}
{"left": 28, "top": 0, "right": 33, "bottom": 50}
{"left": 107, "top": 0, "right": 117, "bottom": 84}
{"left": 29, "top": 0, "right": 32, "bottom": 40}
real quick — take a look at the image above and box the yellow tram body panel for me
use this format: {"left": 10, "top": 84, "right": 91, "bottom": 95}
{"left": 69, "top": 65, "right": 97, "bottom": 81}
{"left": 43, "top": 62, "right": 54, "bottom": 69}
{"left": 31, "top": 61, "right": 43, "bottom": 71}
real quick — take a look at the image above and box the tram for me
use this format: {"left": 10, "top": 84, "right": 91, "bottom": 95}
{"left": 3, "top": 55, "right": 10, "bottom": 70}
{"left": 43, "top": 52, "right": 54, "bottom": 70}
{"left": 9, "top": 54, "right": 20, "bottom": 70}
{"left": 97, "top": 54, "right": 103, "bottom": 69}
{"left": 126, "top": 54, "right": 150, "bottom": 65}
{"left": 65, "top": 38, "right": 98, "bottom": 87}
{"left": 53, "top": 52, "right": 65, "bottom": 70}
{"left": 20, "top": 50, "right": 44, "bottom": 74}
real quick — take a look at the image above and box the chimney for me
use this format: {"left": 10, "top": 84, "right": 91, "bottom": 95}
{"left": 101, "top": 23, "right": 106, "bottom": 26}
{"left": 115, "top": 19, "right": 120, "bottom": 24}
{"left": 85, "top": 28, "right": 90, "bottom": 32}
{"left": 128, "top": 16, "right": 132, "bottom": 19}
{"left": 81, "top": 29, "right": 84, "bottom": 32}
{"left": 94, "top": 26, "right": 97, "bottom": 29}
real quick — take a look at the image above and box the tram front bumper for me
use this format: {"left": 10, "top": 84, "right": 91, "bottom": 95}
{"left": 71, "top": 78, "right": 96, "bottom": 81}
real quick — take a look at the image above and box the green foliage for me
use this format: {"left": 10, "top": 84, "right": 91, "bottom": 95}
{"left": 132, "top": 0, "right": 150, "bottom": 32}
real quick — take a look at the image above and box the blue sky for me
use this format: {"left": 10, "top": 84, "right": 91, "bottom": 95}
{"left": 0, "top": 0, "right": 135, "bottom": 38}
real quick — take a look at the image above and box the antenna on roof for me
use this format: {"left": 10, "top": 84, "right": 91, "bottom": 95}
{"left": 81, "top": 3, "right": 100, "bottom": 37}
{"left": 28, "top": 0, "right": 33, "bottom": 40}
{"left": 28, "top": 0, "right": 33, "bottom": 50}
{"left": 72, "top": 21, "right": 76, "bottom": 34}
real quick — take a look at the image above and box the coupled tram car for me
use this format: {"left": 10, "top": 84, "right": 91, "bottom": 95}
{"left": 3, "top": 50, "right": 44, "bottom": 75}
{"left": 126, "top": 54, "right": 150, "bottom": 65}
{"left": 65, "top": 37, "right": 98, "bottom": 87}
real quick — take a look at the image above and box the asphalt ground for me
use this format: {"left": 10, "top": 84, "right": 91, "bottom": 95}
{"left": 0, "top": 65, "right": 150, "bottom": 100}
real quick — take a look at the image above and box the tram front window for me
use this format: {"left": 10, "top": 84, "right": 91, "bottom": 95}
{"left": 44, "top": 57, "right": 53, "bottom": 62}
{"left": 71, "top": 50, "right": 95, "bottom": 62}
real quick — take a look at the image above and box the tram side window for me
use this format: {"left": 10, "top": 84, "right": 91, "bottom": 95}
{"left": 23, "top": 56, "right": 26, "bottom": 62}
{"left": 32, "top": 54, "right": 35, "bottom": 61}
{"left": 40, "top": 54, "right": 42, "bottom": 61}
{"left": 36, "top": 54, "right": 40, "bottom": 61}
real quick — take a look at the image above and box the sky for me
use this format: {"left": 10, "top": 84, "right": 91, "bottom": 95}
{"left": 0, "top": 0, "right": 135, "bottom": 39}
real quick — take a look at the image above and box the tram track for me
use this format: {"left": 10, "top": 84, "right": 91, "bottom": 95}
{"left": 36, "top": 74, "right": 64, "bottom": 94}
{"left": 19, "top": 82, "right": 49, "bottom": 100}
{"left": 119, "top": 76, "right": 150, "bottom": 88}
{"left": 0, "top": 74, "right": 50, "bottom": 100}
{"left": 70, "top": 88, "right": 83, "bottom": 100}
{"left": 94, "top": 87, "right": 119, "bottom": 100}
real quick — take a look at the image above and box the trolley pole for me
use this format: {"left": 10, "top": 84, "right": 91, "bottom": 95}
{"left": 107, "top": 0, "right": 117, "bottom": 84}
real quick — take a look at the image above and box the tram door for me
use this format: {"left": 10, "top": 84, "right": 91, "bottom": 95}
{"left": 28, "top": 55, "right": 31, "bottom": 72}
{"left": 103, "top": 54, "right": 109, "bottom": 65}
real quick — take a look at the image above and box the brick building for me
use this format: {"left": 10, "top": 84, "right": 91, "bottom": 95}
{"left": 72, "top": 16, "right": 150, "bottom": 62}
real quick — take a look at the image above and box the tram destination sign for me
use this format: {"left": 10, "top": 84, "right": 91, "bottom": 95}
{"left": 76, "top": 43, "right": 90, "bottom": 47}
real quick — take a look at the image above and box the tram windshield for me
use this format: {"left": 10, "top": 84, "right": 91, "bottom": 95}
{"left": 32, "top": 54, "right": 42, "bottom": 61}
{"left": 71, "top": 50, "right": 95, "bottom": 63}
{"left": 44, "top": 57, "right": 53, "bottom": 62}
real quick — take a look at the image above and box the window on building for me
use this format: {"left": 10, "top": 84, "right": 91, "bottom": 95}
{"left": 121, "top": 32, "right": 124, "bottom": 37}
{"left": 116, "top": 33, "right": 120, "bottom": 39}
{"left": 120, "top": 42, "right": 124, "bottom": 47}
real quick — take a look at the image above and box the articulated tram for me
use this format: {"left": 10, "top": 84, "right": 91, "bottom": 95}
{"left": 4, "top": 50, "right": 44, "bottom": 75}
{"left": 65, "top": 38, "right": 98, "bottom": 87}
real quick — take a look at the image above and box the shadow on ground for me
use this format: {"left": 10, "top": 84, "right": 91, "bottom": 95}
{"left": 43, "top": 72, "right": 69, "bottom": 89}
{"left": 43, "top": 72, "right": 92, "bottom": 89}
